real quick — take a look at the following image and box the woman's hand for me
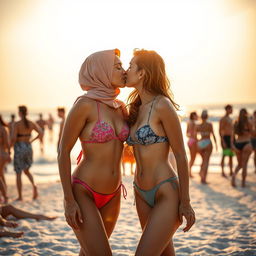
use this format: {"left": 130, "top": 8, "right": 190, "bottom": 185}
{"left": 179, "top": 202, "right": 195, "bottom": 232}
{"left": 64, "top": 199, "right": 83, "bottom": 230}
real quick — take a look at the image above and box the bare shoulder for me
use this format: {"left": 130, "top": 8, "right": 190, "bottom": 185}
{"left": 71, "top": 96, "right": 95, "bottom": 113}
{"left": 155, "top": 96, "right": 176, "bottom": 113}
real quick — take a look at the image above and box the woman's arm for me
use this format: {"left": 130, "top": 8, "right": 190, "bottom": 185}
{"left": 157, "top": 97, "right": 195, "bottom": 231}
{"left": 10, "top": 123, "right": 17, "bottom": 147}
{"left": 30, "top": 122, "right": 43, "bottom": 143}
{"left": 2, "top": 128, "right": 10, "bottom": 154}
{"left": 210, "top": 123, "right": 218, "bottom": 151}
{"left": 58, "top": 98, "right": 91, "bottom": 229}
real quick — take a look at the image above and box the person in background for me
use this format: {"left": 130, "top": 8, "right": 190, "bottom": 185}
{"left": 251, "top": 110, "right": 256, "bottom": 173}
{"left": 0, "top": 115, "right": 11, "bottom": 203}
{"left": 186, "top": 111, "right": 198, "bottom": 177}
{"left": 0, "top": 203, "right": 56, "bottom": 238}
{"left": 12, "top": 106, "right": 43, "bottom": 201}
{"left": 8, "top": 114, "right": 16, "bottom": 143}
{"left": 219, "top": 104, "right": 234, "bottom": 177}
{"left": 122, "top": 143, "right": 135, "bottom": 175}
{"left": 36, "top": 113, "right": 47, "bottom": 154}
{"left": 232, "top": 108, "right": 253, "bottom": 187}
{"left": 47, "top": 113, "right": 55, "bottom": 143}
{"left": 57, "top": 108, "right": 66, "bottom": 152}
{"left": 196, "top": 110, "right": 218, "bottom": 184}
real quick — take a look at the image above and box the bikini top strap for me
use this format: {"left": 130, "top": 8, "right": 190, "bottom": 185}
{"left": 96, "top": 101, "right": 100, "bottom": 120}
{"left": 147, "top": 97, "right": 156, "bottom": 124}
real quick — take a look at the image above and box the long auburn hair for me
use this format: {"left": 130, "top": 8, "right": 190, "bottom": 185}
{"left": 127, "top": 49, "right": 179, "bottom": 126}
{"left": 234, "top": 108, "right": 249, "bottom": 136}
{"left": 18, "top": 105, "right": 30, "bottom": 129}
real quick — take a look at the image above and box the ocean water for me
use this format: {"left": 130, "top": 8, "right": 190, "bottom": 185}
{"left": 2, "top": 102, "right": 256, "bottom": 182}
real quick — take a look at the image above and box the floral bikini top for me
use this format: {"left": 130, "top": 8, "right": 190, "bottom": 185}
{"left": 77, "top": 101, "right": 129, "bottom": 163}
{"left": 126, "top": 97, "right": 169, "bottom": 146}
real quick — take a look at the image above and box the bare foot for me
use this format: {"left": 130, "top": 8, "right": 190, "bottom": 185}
{"left": 231, "top": 176, "right": 236, "bottom": 187}
{"left": 15, "top": 197, "right": 22, "bottom": 201}
{"left": 221, "top": 173, "right": 227, "bottom": 178}
{"left": 33, "top": 186, "right": 38, "bottom": 200}
{"left": 241, "top": 181, "right": 246, "bottom": 188}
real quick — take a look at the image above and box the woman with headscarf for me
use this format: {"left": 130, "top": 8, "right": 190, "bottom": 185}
{"left": 58, "top": 49, "right": 129, "bottom": 255}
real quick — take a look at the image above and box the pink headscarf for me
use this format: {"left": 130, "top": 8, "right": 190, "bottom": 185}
{"left": 79, "top": 49, "right": 122, "bottom": 109}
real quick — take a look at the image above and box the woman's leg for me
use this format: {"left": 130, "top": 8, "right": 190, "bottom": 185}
{"left": 72, "top": 184, "right": 112, "bottom": 256}
{"left": 23, "top": 168, "right": 38, "bottom": 199}
{"left": 135, "top": 182, "right": 180, "bottom": 256}
{"left": 188, "top": 144, "right": 197, "bottom": 178}
{"left": 16, "top": 172, "right": 22, "bottom": 200}
{"left": 1, "top": 204, "right": 56, "bottom": 221}
{"left": 229, "top": 155, "right": 233, "bottom": 176}
{"left": 253, "top": 149, "right": 256, "bottom": 173}
{"left": 201, "top": 144, "right": 212, "bottom": 183}
{"left": 0, "top": 229, "right": 24, "bottom": 238}
{"left": 0, "top": 161, "right": 7, "bottom": 202}
{"left": 241, "top": 144, "right": 252, "bottom": 187}
{"left": 231, "top": 151, "right": 242, "bottom": 187}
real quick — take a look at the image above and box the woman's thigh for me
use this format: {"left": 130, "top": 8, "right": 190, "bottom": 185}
{"left": 242, "top": 144, "right": 253, "bottom": 165}
{"left": 100, "top": 189, "right": 121, "bottom": 237}
{"left": 72, "top": 184, "right": 112, "bottom": 256}
{"left": 135, "top": 182, "right": 180, "bottom": 256}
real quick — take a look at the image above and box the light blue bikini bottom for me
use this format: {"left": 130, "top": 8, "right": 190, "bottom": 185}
{"left": 133, "top": 176, "right": 178, "bottom": 208}
{"left": 198, "top": 139, "right": 211, "bottom": 149}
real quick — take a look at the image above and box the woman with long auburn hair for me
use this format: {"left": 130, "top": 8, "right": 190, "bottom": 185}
{"left": 232, "top": 108, "right": 253, "bottom": 187}
{"left": 126, "top": 49, "right": 195, "bottom": 256}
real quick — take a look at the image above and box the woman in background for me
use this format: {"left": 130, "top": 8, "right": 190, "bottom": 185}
{"left": 0, "top": 115, "right": 11, "bottom": 203}
{"left": 196, "top": 110, "right": 217, "bottom": 184}
{"left": 12, "top": 106, "right": 42, "bottom": 200}
{"left": 232, "top": 108, "right": 252, "bottom": 187}
{"left": 186, "top": 111, "right": 198, "bottom": 177}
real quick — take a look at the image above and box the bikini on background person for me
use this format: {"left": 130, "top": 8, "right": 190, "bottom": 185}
{"left": 232, "top": 108, "right": 252, "bottom": 187}
{"left": 196, "top": 110, "right": 217, "bottom": 184}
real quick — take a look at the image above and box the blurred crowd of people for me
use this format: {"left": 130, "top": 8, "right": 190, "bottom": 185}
{"left": 0, "top": 106, "right": 66, "bottom": 203}
{"left": 186, "top": 104, "right": 256, "bottom": 187}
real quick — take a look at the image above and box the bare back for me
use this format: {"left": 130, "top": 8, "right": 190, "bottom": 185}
{"left": 197, "top": 122, "right": 212, "bottom": 140}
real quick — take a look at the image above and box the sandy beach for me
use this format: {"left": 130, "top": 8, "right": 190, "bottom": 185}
{"left": 1, "top": 169, "right": 255, "bottom": 256}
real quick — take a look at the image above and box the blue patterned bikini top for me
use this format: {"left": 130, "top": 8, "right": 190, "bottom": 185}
{"left": 126, "top": 97, "right": 169, "bottom": 146}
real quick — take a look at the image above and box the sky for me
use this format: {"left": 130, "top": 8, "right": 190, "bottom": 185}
{"left": 0, "top": 0, "right": 256, "bottom": 111}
